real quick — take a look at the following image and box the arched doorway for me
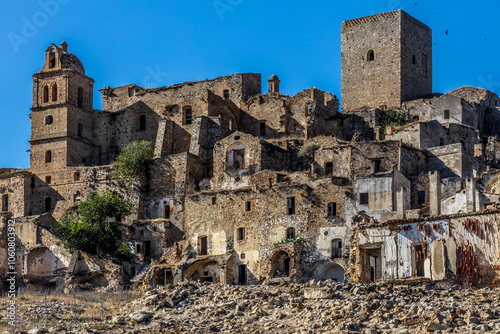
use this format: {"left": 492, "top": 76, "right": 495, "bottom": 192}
{"left": 316, "top": 262, "right": 345, "bottom": 282}
{"left": 270, "top": 250, "right": 292, "bottom": 278}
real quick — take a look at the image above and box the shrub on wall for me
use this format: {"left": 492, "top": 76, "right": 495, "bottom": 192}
{"left": 56, "top": 190, "right": 133, "bottom": 255}
{"left": 377, "top": 110, "right": 411, "bottom": 132}
{"left": 113, "top": 140, "right": 154, "bottom": 181}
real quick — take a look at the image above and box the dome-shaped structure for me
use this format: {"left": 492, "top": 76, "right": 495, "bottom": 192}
{"left": 60, "top": 51, "right": 85, "bottom": 75}
{"left": 41, "top": 42, "right": 85, "bottom": 75}
{"left": 268, "top": 74, "right": 280, "bottom": 93}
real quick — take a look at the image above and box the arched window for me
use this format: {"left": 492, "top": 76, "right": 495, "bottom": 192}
{"left": 183, "top": 107, "right": 192, "bottom": 125}
{"left": 77, "top": 87, "right": 83, "bottom": 108}
{"left": 52, "top": 84, "right": 57, "bottom": 102}
{"left": 44, "top": 197, "right": 52, "bottom": 213}
{"left": 49, "top": 49, "right": 55, "bottom": 68}
{"left": 45, "top": 151, "right": 52, "bottom": 163}
{"left": 44, "top": 115, "right": 53, "bottom": 126}
{"left": 367, "top": 50, "right": 375, "bottom": 61}
{"left": 43, "top": 85, "right": 49, "bottom": 103}
{"left": 286, "top": 227, "right": 295, "bottom": 239}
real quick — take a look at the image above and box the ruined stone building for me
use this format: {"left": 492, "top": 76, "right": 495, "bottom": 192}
{"left": 1, "top": 9, "right": 500, "bottom": 290}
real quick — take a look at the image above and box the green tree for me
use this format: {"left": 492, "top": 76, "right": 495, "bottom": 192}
{"left": 56, "top": 190, "right": 133, "bottom": 255}
{"left": 377, "top": 110, "right": 411, "bottom": 132}
{"left": 113, "top": 140, "right": 155, "bottom": 181}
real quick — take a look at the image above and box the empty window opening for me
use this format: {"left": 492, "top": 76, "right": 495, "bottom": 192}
{"left": 163, "top": 204, "right": 170, "bottom": 219}
{"left": 245, "top": 201, "right": 251, "bottom": 212}
{"left": 52, "top": 84, "right": 57, "bottom": 102}
{"left": 412, "top": 243, "right": 426, "bottom": 277}
{"left": 327, "top": 202, "right": 337, "bottom": 217}
{"left": 367, "top": 50, "right": 375, "bottom": 61}
{"left": 128, "top": 87, "right": 135, "bottom": 97}
{"left": 412, "top": 55, "right": 416, "bottom": 65}
{"left": 287, "top": 197, "right": 295, "bottom": 215}
{"left": 136, "top": 243, "right": 141, "bottom": 254}
{"left": 78, "top": 123, "right": 83, "bottom": 137}
{"left": 139, "top": 114, "right": 146, "bottom": 131}
{"left": 2, "top": 195, "right": 8, "bottom": 212}
{"left": 44, "top": 115, "right": 53, "bottom": 126}
{"left": 144, "top": 241, "right": 151, "bottom": 257}
{"left": 443, "top": 110, "right": 450, "bottom": 120}
{"left": 184, "top": 107, "right": 192, "bottom": 125}
{"left": 238, "top": 265, "right": 247, "bottom": 285}
{"left": 45, "top": 176, "right": 52, "bottom": 184}
{"left": 259, "top": 121, "right": 266, "bottom": 137}
{"left": 223, "top": 89, "right": 230, "bottom": 99}
{"left": 332, "top": 239, "right": 342, "bottom": 259}
{"left": 360, "top": 193, "right": 369, "bottom": 205}
{"left": 73, "top": 191, "right": 81, "bottom": 202}
{"left": 418, "top": 191, "right": 425, "bottom": 204}
{"left": 413, "top": 115, "right": 419, "bottom": 121}
{"left": 440, "top": 138, "right": 445, "bottom": 146}
{"left": 237, "top": 227, "right": 245, "bottom": 240}
{"left": 241, "top": 253, "right": 246, "bottom": 259}
{"left": 49, "top": 49, "right": 55, "bottom": 68}
{"left": 286, "top": 227, "right": 295, "bottom": 239}
{"left": 77, "top": 87, "right": 83, "bottom": 108}
{"left": 211, "top": 197, "right": 217, "bottom": 205}
{"left": 199, "top": 236, "right": 208, "bottom": 256}
{"left": 325, "top": 162, "right": 333, "bottom": 176}
{"left": 43, "top": 85, "right": 49, "bottom": 103}
{"left": 373, "top": 159, "right": 382, "bottom": 173}
{"left": 283, "top": 258, "right": 290, "bottom": 276}
{"left": 44, "top": 197, "right": 52, "bottom": 213}
{"left": 45, "top": 151, "right": 52, "bottom": 163}
{"left": 130, "top": 266, "right": 136, "bottom": 277}
{"left": 421, "top": 53, "right": 428, "bottom": 77}
{"left": 232, "top": 149, "right": 245, "bottom": 170}
{"left": 305, "top": 103, "right": 312, "bottom": 116}
{"left": 74, "top": 172, "right": 80, "bottom": 181}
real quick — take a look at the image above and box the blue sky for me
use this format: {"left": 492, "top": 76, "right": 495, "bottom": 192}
{"left": 1, "top": 0, "right": 499, "bottom": 168}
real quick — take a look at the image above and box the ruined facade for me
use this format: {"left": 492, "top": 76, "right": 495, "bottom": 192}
{"left": 1, "top": 9, "right": 500, "bottom": 290}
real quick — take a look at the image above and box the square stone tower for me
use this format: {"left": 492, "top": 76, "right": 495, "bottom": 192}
{"left": 341, "top": 10, "right": 432, "bottom": 111}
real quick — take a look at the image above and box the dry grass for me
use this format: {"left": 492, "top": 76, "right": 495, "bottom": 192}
{"left": 0, "top": 289, "right": 142, "bottom": 331}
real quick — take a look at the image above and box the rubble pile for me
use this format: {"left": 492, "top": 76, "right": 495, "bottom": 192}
{"left": 10, "top": 281, "right": 500, "bottom": 333}
{"left": 120, "top": 281, "right": 500, "bottom": 333}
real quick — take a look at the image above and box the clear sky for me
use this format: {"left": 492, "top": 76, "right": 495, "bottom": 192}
{"left": 1, "top": 0, "right": 499, "bottom": 168}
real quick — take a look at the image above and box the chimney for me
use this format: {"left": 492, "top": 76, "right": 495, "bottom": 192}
{"left": 396, "top": 186, "right": 406, "bottom": 219}
{"left": 466, "top": 178, "right": 476, "bottom": 212}
{"left": 429, "top": 171, "right": 441, "bottom": 216}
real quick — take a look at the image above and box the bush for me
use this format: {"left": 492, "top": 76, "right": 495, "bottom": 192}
{"left": 377, "top": 110, "right": 411, "bottom": 132}
{"left": 56, "top": 190, "right": 133, "bottom": 255}
{"left": 280, "top": 236, "right": 306, "bottom": 244}
{"left": 113, "top": 140, "right": 154, "bottom": 181}
{"left": 298, "top": 142, "right": 319, "bottom": 159}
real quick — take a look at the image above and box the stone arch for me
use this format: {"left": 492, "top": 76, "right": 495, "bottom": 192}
{"left": 150, "top": 267, "right": 174, "bottom": 286}
{"left": 316, "top": 262, "right": 345, "bottom": 282}
{"left": 75, "top": 273, "right": 109, "bottom": 287}
{"left": 26, "top": 247, "right": 66, "bottom": 279}
{"left": 269, "top": 250, "right": 292, "bottom": 278}
{"left": 184, "top": 259, "right": 221, "bottom": 283}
